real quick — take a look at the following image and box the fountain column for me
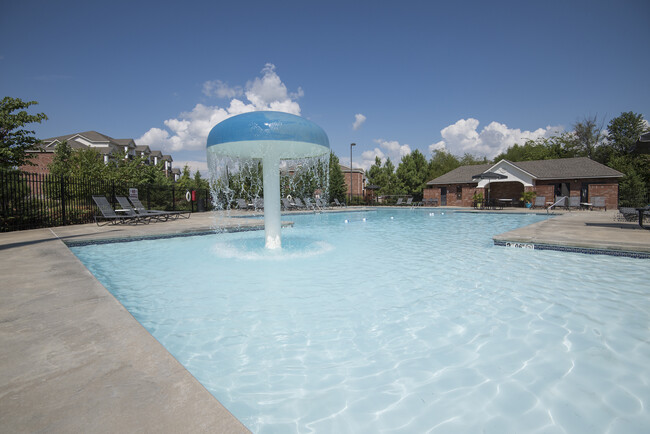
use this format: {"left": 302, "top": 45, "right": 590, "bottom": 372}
{"left": 262, "top": 153, "right": 281, "bottom": 249}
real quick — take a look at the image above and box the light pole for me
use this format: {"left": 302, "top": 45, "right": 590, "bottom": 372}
{"left": 350, "top": 143, "right": 356, "bottom": 205}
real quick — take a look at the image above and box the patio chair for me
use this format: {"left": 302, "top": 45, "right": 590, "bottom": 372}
{"left": 316, "top": 198, "right": 329, "bottom": 209}
{"left": 253, "top": 197, "right": 264, "bottom": 209}
{"left": 116, "top": 196, "right": 168, "bottom": 222}
{"left": 396, "top": 198, "right": 404, "bottom": 206}
{"left": 532, "top": 196, "right": 546, "bottom": 209}
{"left": 293, "top": 197, "right": 307, "bottom": 209}
{"left": 405, "top": 197, "right": 414, "bottom": 206}
{"left": 281, "top": 198, "right": 295, "bottom": 210}
{"left": 236, "top": 198, "right": 251, "bottom": 210}
{"left": 592, "top": 196, "right": 606, "bottom": 211}
{"left": 303, "top": 198, "right": 318, "bottom": 210}
{"left": 129, "top": 196, "right": 190, "bottom": 219}
{"left": 616, "top": 207, "right": 638, "bottom": 222}
{"left": 567, "top": 196, "right": 580, "bottom": 210}
{"left": 333, "top": 198, "right": 346, "bottom": 207}
{"left": 92, "top": 195, "right": 149, "bottom": 226}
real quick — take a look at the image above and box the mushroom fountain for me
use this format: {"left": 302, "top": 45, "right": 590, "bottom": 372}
{"left": 207, "top": 111, "right": 330, "bottom": 249}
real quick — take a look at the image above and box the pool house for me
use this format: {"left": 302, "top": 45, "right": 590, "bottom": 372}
{"left": 423, "top": 157, "right": 623, "bottom": 208}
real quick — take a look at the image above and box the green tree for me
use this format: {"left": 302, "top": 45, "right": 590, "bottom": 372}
{"left": 49, "top": 140, "right": 73, "bottom": 177}
{"left": 607, "top": 111, "right": 648, "bottom": 155}
{"left": 396, "top": 149, "right": 428, "bottom": 200}
{"left": 328, "top": 152, "right": 347, "bottom": 203}
{"left": 570, "top": 116, "right": 606, "bottom": 159}
{"left": 604, "top": 112, "right": 650, "bottom": 206}
{"left": 0, "top": 97, "right": 48, "bottom": 169}
{"left": 426, "top": 150, "right": 461, "bottom": 181}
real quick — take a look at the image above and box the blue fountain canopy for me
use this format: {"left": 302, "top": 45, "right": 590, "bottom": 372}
{"left": 207, "top": 111, "right": 330, "bottom": 159}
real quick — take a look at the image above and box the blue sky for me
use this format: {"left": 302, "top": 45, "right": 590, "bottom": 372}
{"left": 1, "top": 0, "right": 648, "bottom": 173}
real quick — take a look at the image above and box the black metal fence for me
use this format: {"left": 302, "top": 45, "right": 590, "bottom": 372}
{"left": 1, "top": 170, "right": 212, "bottom": 232}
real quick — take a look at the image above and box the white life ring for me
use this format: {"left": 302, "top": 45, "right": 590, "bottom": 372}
{"left": 185, "top": 191, "right": 192, "bottom": 202}
{"left": 287, "top": 194, "right": 292, "bottom": 201}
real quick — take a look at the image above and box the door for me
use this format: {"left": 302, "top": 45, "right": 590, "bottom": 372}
{"left": 440, "top": 187, "right": 447, "bottom": 206}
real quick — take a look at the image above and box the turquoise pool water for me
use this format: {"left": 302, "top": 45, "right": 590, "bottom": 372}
{"left": 70, "top": 210, "right": 650, "bottom": 433}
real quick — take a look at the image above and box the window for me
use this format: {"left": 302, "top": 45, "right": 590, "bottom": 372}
{"left": 456, "top": 186, "right": 462, "bottom": 199}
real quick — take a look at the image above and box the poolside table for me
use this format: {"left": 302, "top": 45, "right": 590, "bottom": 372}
{"left": 581, "top": 202, "right": 593, "bottom": 210}
{"left": 498, "top": 199, "right": 512, "bottom": 207}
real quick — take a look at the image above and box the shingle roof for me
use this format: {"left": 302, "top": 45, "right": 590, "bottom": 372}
{"left": 426, "top": 164, "right": 492, "bottom": 185}
{"left": 427, "top": 157, "right": 623, "bottom": 185}
{"left": 513, "top": 157, "right": 623, "bottom": 179}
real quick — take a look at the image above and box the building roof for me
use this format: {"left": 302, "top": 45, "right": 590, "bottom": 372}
{"left": 427, "top": 157, "right": 623, "bottom": 185}
{"left": 426, "top": 163, "right": 492, "bottom": 185}
{"left": 339, "top": 164, "right": 365, "bottom": 174}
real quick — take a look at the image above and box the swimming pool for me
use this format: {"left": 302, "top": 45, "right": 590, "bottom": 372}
{"left": 70, "top": 210, "right": 650, "bottom": 433}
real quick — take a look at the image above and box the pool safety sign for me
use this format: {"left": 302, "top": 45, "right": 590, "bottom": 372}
{"left": 129, "top": 188, "right": 138, "bottom": 198}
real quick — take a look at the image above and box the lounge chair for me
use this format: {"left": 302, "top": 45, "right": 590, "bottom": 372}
{"left": 129, "top": 196, "right": 190, "bottom": 219}
{"left": 253, "top": 198, "right": 264, "bottom": 209}
{"left": 405, "top": 197, "right": 414, "bottom": 206}
{"left": 116, "top": 196, "right": 167, "bottom": 222}
{"left": 396, "top": 198, "right": 404, "bottom": 206}
{"left": 92, "top": 195, "right": 149, "bottom": 226}
{"left": 421, "top": 198, "right": 439, "bottom": 207}
{"left": 567, "top": 196, "right": 580, "bottom": 210}
{"left": 616, "top": 207, "right": 638, "bottom": 222}
{"left": 592, "top": 196, "right": 606, "bottom": 211}
{"left": 293, "top": 197, "right": 307, "bottom": 209}
{"left": 236, "top": 198, "right": 251, "bottom": 209}
{"left": 532, "top": 196, "right": 546, "bottom": 209}
{"left": 303, "top": 198, "right": 318, "bottom": 210}
{"left": 316, "top": 198, "right": 329, "bottom": 209}
{"left": 333, "top": 198, "right": 346, "bottom": 207}
{"left": 281, "top": 198, "right": 295, "bottom": 210}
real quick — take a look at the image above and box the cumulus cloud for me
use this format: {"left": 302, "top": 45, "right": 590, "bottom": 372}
{"left": 352, "top": 113, "right": 366, "bottom": 131}
{"left": 358, "top": 139, "right": 412, "bottom": 170}
{"left": 202, "top": 80, "right": 243, "bottom": 99}
{"left": 137, "top": 63, "right": 302, "bottom": 152}
{"left": 428, "top": 118, "right": 563, "bottom": 158}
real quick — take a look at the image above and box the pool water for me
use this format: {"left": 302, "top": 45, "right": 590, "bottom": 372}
{"left": 71, "top": 210, "right": 650, "bottom": 433}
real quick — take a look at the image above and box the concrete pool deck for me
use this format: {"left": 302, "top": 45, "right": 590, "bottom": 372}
{"left": 1, "top": 207, "right": 648, "bottom": 432}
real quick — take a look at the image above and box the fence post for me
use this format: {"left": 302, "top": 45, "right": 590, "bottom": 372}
{"left": 111, "top": 180, "right": 116, "bottom": 208}
{"left": 60, "top": 175, "right": 66, "bottom": 226}
{"left": 171, "top": 186, "right": 175, "bottom": 211}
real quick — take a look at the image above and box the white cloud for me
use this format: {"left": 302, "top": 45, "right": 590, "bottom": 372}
{"left": 202, "top": 80, "right": 243, "bottom": 99}
{"left": 352, "top": 113, "right": 366, "bottom": 131}
{"left": 428, "top": 118, "right": 563, "bottom": 158}
{"left": 137, "top": 63, "right": 302, "bottom": 153}
{"left": 358, "top": 139, "right": 412, "bottom": 170}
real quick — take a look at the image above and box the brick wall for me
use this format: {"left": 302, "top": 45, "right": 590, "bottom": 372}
{"left": 424, "top": 184, "right": 478, "bottom": 206}
{"left": 20, "top": 152, "right": 54, "bottom": 174}
{"left": 588, "top": 184, "right": 618, "bottom": 210}
{"left": 344, "top": 171, "right": 364, "bottom": 197}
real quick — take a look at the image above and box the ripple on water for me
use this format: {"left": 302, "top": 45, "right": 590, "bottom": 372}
{"left": 69, "top": 210, "right": 650, "bottom": 433}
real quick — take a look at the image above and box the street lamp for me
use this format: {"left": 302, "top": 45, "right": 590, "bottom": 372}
{"left": 350, "top": 143, "right": 356, "bottom": 205}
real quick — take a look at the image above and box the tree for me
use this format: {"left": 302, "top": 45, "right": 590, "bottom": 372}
{"left": 49, "top": 140, "right": 73, "bottom": 177}
{"left": 571, "top": 115, "right": 606, "bottom": 159}
{"left": 328, "top": 152, "right": 347, "bottom": 203}
{"left": 604, "top": 112, "right": 650, "bottom": 206}
{"left": 395, "top": 149, "right": 428, "bottom": 200}
{"left": 606, "top": 111, "right": 648, "bottom": 155}
{"left": 0, "top": 97, "right": 48, "bottom": 169}
{"left": 426, "top": 150, "right": 461, "bottom": 181}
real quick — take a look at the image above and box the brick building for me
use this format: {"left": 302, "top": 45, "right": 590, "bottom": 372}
{"left": 424, "top": 157, "right": 623, "bottom": 209}
{"left": 21, "top": 131, "right": 175, "bottom": 178}
{"left": 340, "top": 164, "right": 366, "bottom": 199}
